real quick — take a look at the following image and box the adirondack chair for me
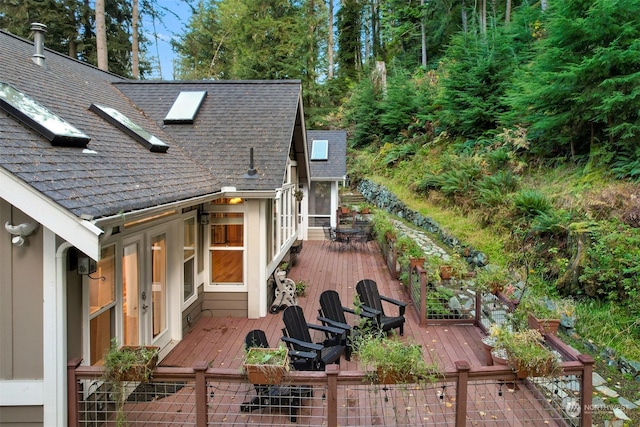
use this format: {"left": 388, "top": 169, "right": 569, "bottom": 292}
{"left": 281, "top": 306, "right": 347, "bottom": 370}
{"left": 241, "top": 329, "right": 312, "bottom": 422}
{"left": 355, "top": 279, "right": 407, "bottom": 336}
{"left": 316, "top": 290, "right": 378, "bottom": 358}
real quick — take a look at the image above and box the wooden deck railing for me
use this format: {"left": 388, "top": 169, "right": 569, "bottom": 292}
{"left": 68, "top": 352, "right": 593, "bottom": 427}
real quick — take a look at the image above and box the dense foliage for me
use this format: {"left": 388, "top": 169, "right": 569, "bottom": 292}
{"left": 0, "top": 0, "right": 168, "bottom": 78}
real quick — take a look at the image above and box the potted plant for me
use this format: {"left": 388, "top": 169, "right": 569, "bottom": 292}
{"left": 518, "top": 294, "right": 576, "bottom": 335}
{"left": 493, "top": 327, "right": 561, "bottom": 378}
{"left": 295, "top": 280, "right": 307, "bottom": 297}
{"left": 353, "top": 332, "right": 440, "bottom": 384}
{"left": 102, "top": 340, "right": 159, "bottom": 426}
{"left": 396, "top": 235, "right": 425, "bottom": 270}
{"left": 473, "top": 265, "right": 510, "bottom": 295}
{"left": 243, "top": 344, "right": 289, "bottom": 385}
{"left": 103, "top": 340, "right": 159, "bottom": 384}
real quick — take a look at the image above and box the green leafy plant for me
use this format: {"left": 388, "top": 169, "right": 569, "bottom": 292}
{"left": 512, "top": 189, "right": 551, "bottom": 218}
{"left": 102, "top": 340, "right": 159, "bottom": 426}
{"left": 243, "top": 344, "right": 290, "bottom": 385}
{"left": 492, "top": 326, "right": 562, "bottom": 378}
{"left": 295, "top": 280, "right": 307, "bottom": 297}
{"left": 353, "top": 332, "right": 441, "bottom": 384}
{"left": 473, "top": 265, "right": 510, "bottom": 294}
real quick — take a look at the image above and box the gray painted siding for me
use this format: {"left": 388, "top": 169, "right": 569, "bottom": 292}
{"left": 0, "top": 203, "right": 43, "bottom": 379}
{"left": 202, "top": 292, "right": 248, "bottom": 317}
{"left": 0, "top": 405, "right": 43, "bottom": 426}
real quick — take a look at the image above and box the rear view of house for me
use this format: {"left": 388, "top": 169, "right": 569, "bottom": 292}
{"left": 0, "top": 26, "right": 309, "bottom": 425}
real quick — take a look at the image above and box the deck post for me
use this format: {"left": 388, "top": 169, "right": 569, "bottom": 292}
{"left": 325, "top": 364, "right": 339, "bottom": 427}
{"left": 419, "top": 267, "right": 427, "bottom": 326}
{"left": 194, "top": 361, "right": 209, "bottom": 427}
{"left": 67, "top": 357, "right": 82, "bottom": 427}
{"left": 454, "top": 360, "right": 470, "bottom": 427}
{"left": 578, "top": 354, "right": 594, "bottom": 427}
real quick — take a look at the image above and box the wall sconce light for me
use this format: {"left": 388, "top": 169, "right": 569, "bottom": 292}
{"left": 5, "top": 221, "right": 38, "bottom": 246}
{"left": 199, "top": 211, "right": 210, "bottom": 225}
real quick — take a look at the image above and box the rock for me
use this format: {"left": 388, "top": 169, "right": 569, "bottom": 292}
{"left": 591, "top": 396, "right": 606, "bottom": 410}
{"left": 584, "top": 340, "right": 598, "bottom": 354}
{"left": 604, "top": 420, "right": 624, "bottom": 427}
{"left": 448, "top": 296, "right": 462, "bottom": 311}
{"left": 617, "top": 397, "right": 638, "bottom": 410}
{"left": 592, "top": 372, "right": 607, "bottom": 387}
{"left": 618, "top": 356, "right": 640, "bottom": 377}
{"left": 596, "top": 385, "right": 619, "bottom": 398}
{"left": 612, "top": 407, "right": 630, "bottom": 421}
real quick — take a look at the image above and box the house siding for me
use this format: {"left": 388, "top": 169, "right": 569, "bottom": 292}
{"left": 202, "top": 292, "right": 248, "bottom": 317}
{"left": 182, "top": 284, "right": 205, "bottom": 335}
{"left": 0, "top": 203, "right": 43, "bottom": 380}
{"left": 0, "top": 406, "right": 43, "bottom": 426}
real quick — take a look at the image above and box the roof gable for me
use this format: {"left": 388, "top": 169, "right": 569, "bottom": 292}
{"left": 0, "top": 30, "right": 307, "bottom": 225}
{"left": 306, "top": 130, "right": 347, "bottom": 180}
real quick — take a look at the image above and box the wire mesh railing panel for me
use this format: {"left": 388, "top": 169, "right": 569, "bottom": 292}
{"left": 465, "top": 376, "right": 580, "bottom": 426}
{"left": 337, "top": 381, "right": 457, "bottom": 426}
{"left": 480, "top": 292, "right": 513, "bottom": 331}
{"left": 207, "top": 382, "right": 327, "bottom": 426}
{"left": 78, "top": 380, "right": 197, "bottom": 426}
{"left": 426, "top": 280, "right": 476, "bottom": 322}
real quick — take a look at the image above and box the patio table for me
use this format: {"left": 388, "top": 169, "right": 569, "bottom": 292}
{"left": 335, "top": 228, "right": 361, "bottom": 249}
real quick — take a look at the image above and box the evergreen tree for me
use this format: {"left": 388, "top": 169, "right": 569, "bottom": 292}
{"left": 505, "top": 0, "right": 640, "bottom": 160}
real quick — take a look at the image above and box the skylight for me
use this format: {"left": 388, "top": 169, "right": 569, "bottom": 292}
{"left": 310, "top": 139, "right": 329, "bottom": 161}
{"left": 164, "top": 91, "right": 207, "bottom": 124}
{"left": 0, "top": 81, "right": 91, "bottom": 147}
{"left": 89, "top": 104, "right": 169, "bottom": 153}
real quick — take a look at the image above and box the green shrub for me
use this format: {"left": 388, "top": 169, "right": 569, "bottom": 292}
{"left": 512, "top": 189, "right": 551, "bottom": 218}
{"left": 580, "top": 221, "right": 640, "bottom": 308}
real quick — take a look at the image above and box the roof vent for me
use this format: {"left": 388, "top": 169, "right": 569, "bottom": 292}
{"left": 30, "top": 23, "right": 47, "bottom": 67}
{"left": 245, "top": 147, "right": 257, "bottom": 178}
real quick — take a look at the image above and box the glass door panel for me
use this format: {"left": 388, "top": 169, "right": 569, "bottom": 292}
{"left": 151, "top": 234, "right": 167, "bottom": 338}
{"left": 122, "top": 242, "right": 140, "bottom": 346}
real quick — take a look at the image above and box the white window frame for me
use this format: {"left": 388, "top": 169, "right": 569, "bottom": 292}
{"left": 182, "top": 212, "right": 198, "bottom": 309}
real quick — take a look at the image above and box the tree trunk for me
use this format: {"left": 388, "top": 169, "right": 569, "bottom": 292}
{"left": 481, "top": 0, "right": 487, "bottom": 34}
{"left": 461, "top": 0, "right": 468, "bottom": 33}
{"left": 505, "top": 0, "right": 511, "bottom": 24}
{"left": 421, "top": 0, "right": 427, "bottom": 68}
{"left": 95, "top": 0, "right": 108, "bottom": 71}
{"left": 132, "top": 0, "right": 139, "bottom": 79}
{"left": 557, "top": 231, "right": 591, "bottom": 296}
{"left": 328, "top": 0, "right": 334, "bottom": 79}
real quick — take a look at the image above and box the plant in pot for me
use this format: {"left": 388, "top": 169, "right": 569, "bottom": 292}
{"left": 493, "top": 327, "right": 562, "bottom": 378}
{"left": 295, "top": 280, "right": 307, "bottom": 297}
{"left": 397, "top": 235, "right": 425, "bottom": 270}
{"left": 473, "top": 265, "right": 510, "bottom": 295}
{"left": 370, "top": 211, "right": 397, "bottom": 244}
{"left": 517, "top": 294, "right": 576, "bottom": 335}
{"left": 102, "top": 339, "right": 159, "bottom": 426}
{"left": 243, "top": 344, "right": 289, "bottom": 385}
{"left": 353, "top": 332, "right": 441, "bottom": 385}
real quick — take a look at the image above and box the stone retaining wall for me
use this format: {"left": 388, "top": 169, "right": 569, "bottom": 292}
{"left": 357, "top": 180, "right": 488, "bottom": 267}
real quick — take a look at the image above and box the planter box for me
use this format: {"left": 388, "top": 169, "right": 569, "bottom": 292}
{"left": 244, "top": 347, "right": 288, "bottom": 385}
{"left": 109, "top": 346, "right": 159, "bottom": 383}
{"left": 527, "top": 314, "right": 561, "bottom": 335}
{"left": 375, "top": 367, "right": 418, "bottom": 384}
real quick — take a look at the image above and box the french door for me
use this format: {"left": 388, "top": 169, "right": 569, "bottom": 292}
{"left": 122, "top": 229, "right": 169, "bottom": 347}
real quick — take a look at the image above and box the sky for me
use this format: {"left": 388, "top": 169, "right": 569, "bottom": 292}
{"left": 142, "top": 1, "right": 194, "bottom": 80}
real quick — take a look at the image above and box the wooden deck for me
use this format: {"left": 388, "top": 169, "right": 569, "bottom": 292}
{"left": 161, "top": 239, "right": 488, "bottom": 372}
{"left": 72, "top": 240, "right": 587, "bottom": 426}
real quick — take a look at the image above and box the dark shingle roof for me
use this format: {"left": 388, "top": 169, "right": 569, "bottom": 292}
{"left": 116, "top": 80, "right": 301, "bottom": 192}
{"left": 0, "top": 30, "right": 302, "bottom": 220}
{"left": 306, "top": 130, "right": 347, "bottom": 179}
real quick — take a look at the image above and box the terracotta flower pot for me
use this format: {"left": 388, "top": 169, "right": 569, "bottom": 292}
{"left": 440, "top": 265, "right": 453, "bottom": 280}
{"left": 527, "top": 314, "right": 561, "bottom": 335}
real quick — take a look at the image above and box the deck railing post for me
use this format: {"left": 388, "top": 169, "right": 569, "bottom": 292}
{"left": 194, "top": 361, "right": 209, "bottom": 427}
{"left": 454, "top": 360, "right": 470, "bottom": 427}
{"left": 325, "top": 364, "right": 339, "bottom": 427}
{"left": 67, "top": 357, "right": 82, "bottom": 427}
{"left": 474, "top": 292, "right": 482, "bottom": 329}
{"left": 419, "top": 267, "right": 427, "bottom": 326}
{"left": 578, "top": 354, "right": 594, "bottom": 427}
